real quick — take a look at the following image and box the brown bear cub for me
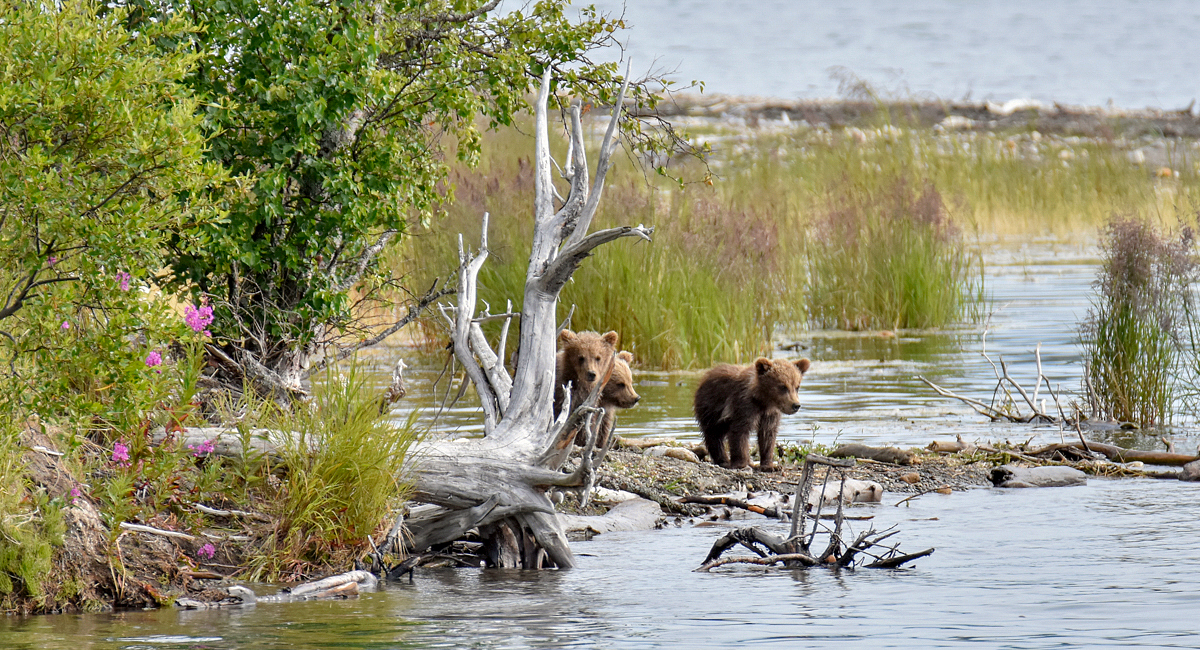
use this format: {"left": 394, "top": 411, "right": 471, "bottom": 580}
{"left": 553, "top": 329, "right": 620, "bottom": 423}
{"left": 593, "top": 351, "right": 640, "bottom": 448}
{"left": 693, "top": 357, "right": 811, "bottom": 471}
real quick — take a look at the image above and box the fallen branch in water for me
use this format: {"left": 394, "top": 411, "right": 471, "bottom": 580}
{"left": 695, "top": 455, "right": 932, "bottom": 573}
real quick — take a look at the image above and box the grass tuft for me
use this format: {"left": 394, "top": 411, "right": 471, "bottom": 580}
{"left": 1081, "top": 216, "right": 1197, "bottom": 426}
{"left": 249, "top": 362, "right": 416, "bottom": 581}
{"left": 806, "top": 176, "right": 980, "bottom": 330}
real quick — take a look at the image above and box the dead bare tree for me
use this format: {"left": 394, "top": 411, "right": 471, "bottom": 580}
{"left": 399, "top": 67, "right": 653, "bottom": 569}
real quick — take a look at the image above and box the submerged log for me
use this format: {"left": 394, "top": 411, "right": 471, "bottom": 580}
{"left": 990, "top": 464, "right": 1088, "bottom": 488}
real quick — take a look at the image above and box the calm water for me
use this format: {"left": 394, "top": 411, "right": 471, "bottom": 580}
{"left": 5, "top": 480, "right": 1200, "bottom": 648}
{"left": 584, "top": 0, "right": 1200, "bottom": 110}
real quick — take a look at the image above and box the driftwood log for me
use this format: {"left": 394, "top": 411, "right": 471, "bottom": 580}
{"left": 399, "top": 68, "right": 654, "bottom": 569}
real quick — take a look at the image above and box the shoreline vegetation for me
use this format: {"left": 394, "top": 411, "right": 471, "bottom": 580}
{"left": 8, "top": 85, "right": 1200, "bottom": 614}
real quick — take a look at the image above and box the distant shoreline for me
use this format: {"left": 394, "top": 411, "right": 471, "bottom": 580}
{"left": 640, "top": 94, "right": 1200, "bottom": 139}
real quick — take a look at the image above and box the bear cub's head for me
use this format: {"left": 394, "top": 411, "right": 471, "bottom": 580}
{"left": 559, "top": 329, "right": 620, "bottom": 390}
{"left": 754, "top": 357, "right": 811, "bottom": 414}
{"left": 601, "top": 351, "right": 640, "bottom": 409}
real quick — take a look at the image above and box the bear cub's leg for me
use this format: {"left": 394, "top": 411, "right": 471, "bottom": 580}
{"left": 756, "top": 411, "right": 782, "bottom": 472}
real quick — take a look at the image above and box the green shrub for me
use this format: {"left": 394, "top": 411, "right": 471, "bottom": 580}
{"left": 0, "top": 426, "right": 66, "bottom": 610}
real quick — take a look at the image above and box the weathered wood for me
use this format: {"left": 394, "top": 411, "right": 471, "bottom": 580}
{"left": 401, "top": 67, "right": 650, "bottom": 568}
{"left": 1036, "top": 440, "right": 1198, "bottom": 466}
{"left": 559, "top": 497, "right": 663, "bottom": 535}
{"left": 990, "top": 464, "right": 1088, "bottom": 488}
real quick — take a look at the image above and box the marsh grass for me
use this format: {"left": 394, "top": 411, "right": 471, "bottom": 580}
{"left": 806, "top": 177, "right": 980, "bottom": 330}
{"left": 249, "top": 362, "right": 416, "bottom": 581}
{"left": 715, "top": 114, "right": 1200, "bottom": 237}
{"left": 1081, "top": 216, "right": 1198, "bottom": 426}
{"left": 400, "top": 126, "right": 803, "bottom": 369}
{"left": 399, "top": 107, "right": 1199, "bottom": 368}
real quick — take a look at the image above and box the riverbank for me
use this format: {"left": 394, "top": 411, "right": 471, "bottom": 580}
{"left": 647, "top": 94, "right": 1200, "bottom": 141}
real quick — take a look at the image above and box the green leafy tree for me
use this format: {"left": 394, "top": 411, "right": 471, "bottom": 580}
{"left": 158, "top": 0, "right": 671, "bottom": 396}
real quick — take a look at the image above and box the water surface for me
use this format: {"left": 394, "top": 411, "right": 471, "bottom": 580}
{"left": 583, "top": 0, "right": 1200, "bottom": 109}
{"left": 5, "top": 480, "right": 1199, "bottom": 648}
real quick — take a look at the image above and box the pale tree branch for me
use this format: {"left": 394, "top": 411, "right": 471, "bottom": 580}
{"left": 540, "top": 225, "right": 653, "bottom": 295}
{"left": 301, "top": 277, "right": 453, "bottom": 379}
{"left": 332, "top": 229, "right": 399, "bottom": 293}
{"left": 564, "top": 61, "right": 631, "bottom": 251}
{"left": 449, "top": 214, "right": 500, "bottom": 432}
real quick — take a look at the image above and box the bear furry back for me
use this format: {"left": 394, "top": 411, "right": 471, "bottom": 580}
{"left": 693, "top": 357, "right": 811, "bottom": 471}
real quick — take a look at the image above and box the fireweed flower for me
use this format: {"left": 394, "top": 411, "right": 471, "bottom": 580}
{"left": 197, "top": 543, "right": 216, "bottom": 560}
{"left": 145, "top": 350, "right": 163, "bottom": 367}
{"left": 111, "top": 441, "right": 130, "bottom": 465}
{"left": 188, "top": 439, "right": 216, "bottom": 457}
{"left": 117, "top": 271, "right": 131, "bottom": 291}
{"left": 184, "top": 304, "right": 214, "bottom": 333}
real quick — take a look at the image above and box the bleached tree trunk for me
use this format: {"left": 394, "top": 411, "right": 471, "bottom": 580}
{"left": 403, "top": 67, "right": 651, "bottom": 568}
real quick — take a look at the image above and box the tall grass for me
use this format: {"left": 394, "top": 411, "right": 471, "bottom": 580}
{"left": 722, "top": 116, "right": 1200, "bottom": 237}
{"left": 806, "top": 177, "right": 980, "bottom": 330}
{"left": 249, "top": 362, "right": 417, "bottom": 581}
{"left": 397, "top": 107, "right": 1198, "bottom": 369}
{"left": 1081, "top": 216, "right": 1197, "bottom": 426}
{"left": 400, "top": 127, "right": 803, "bottom": 369}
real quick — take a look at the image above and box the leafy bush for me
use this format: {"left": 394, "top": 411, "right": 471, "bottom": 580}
{"left": 1082, "top": 217, "right": 1198, "bottom": 426}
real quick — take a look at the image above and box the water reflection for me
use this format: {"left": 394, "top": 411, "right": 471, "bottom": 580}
{"left": 4, "top": 482, "right": 1200, "bottom": 647}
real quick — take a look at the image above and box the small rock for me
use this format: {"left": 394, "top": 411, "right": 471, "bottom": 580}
{"left": 809, "top": 479, "right": 883, "bottom": 506}
{"left": 647, "top": 446, "right": 700, "bottom": 463}
{"left": 1181, "top": 460, "right": 1200, "bottom": 482}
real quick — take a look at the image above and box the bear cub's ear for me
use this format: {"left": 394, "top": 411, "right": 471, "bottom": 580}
{"left": 602, "top": 331, "right": 620, "bottom": 347}
{"left": 559, "top": 329, "right": 577, "bottom": 345}
{"left": 794, "top": 358, "right": 811, "bottom": 374}
{"left": 754, "top": 357, "right": 774, "bottom": 375}
{"left": 618, "top": 351, "right": 634, "bottom": 363}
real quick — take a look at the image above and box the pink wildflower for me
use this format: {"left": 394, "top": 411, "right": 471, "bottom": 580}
{"left": 61, "top": 321, "right": 70, "bottom": 330}
{"left": 197, "top": 543, "right": 216, "bottom": 560}
{"left": 47, "top": 256, "right": 58, "bottom": 266}
{"left": 111, "top": 441, "right": 130, "bottom": 465}
{"left": 69, "top": 486, "right": 82, "bottom": 504}
{"left": 145, "top": 350, "right": 163, "bottom": 367}
{"left": 117, "top": 271, "right": 131, "bottom": 291}
{"left": 184, "top": 303, "right": 214, "bottom": 333}
{"left": 188, "top": 439, "right": 216, "bottom": 457}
